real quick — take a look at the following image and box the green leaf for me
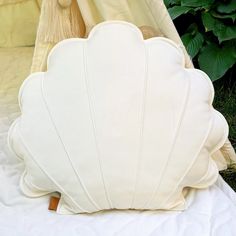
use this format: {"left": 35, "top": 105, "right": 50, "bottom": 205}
{"left": 181, "top": 0, "right": 214, "bottom": 7}
{"left": 201, "top": 12, "right": 236, "bottom": 42}
{"left": 201, "top": 12, "right": 218, "bottom": 31}
{"left": 224, "top": 40, "right": 236, "bottom": 56}
{"left": 168, "top": 6, "right": 193, "bottom": 19}
{"left": 211, "top": 11, "right": 236, "bottom": 22}
{"left": 216, "top": 0, "right": 236, "bottom": 14}
{"left": 216, "top": 25, "right": 236, "bottom": 43}
{"left": 164, "top": 0, "right": 180, "bottom": 7}
{"left": 198, "top": 42, "right": 236, "bottom": 81}
{"left": 181, "top": 32, "right": 204, "bottom": 58}
{"left": 185, "top": 23, "right": 199, "bottom": 34}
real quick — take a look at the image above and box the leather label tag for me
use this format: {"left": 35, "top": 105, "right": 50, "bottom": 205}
{"left": 48, "top": 196, "right": 60, "bottom": 211}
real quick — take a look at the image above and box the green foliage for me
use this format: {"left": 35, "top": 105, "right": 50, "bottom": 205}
{"left": 214, "top": 78, "right": 236, "bottom": 188}
{"left": 198, "top": 42, "right": 236, "bottom": 81}
{"left": 165, "top": 0, "right": 236, "bottom": 81}
{"left": 182, "top": 31, "right": 204, "bottom": 58}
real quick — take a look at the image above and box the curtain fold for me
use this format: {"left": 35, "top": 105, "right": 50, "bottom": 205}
{"left": 32, "top": 0, "right": 193, "bottom": 72}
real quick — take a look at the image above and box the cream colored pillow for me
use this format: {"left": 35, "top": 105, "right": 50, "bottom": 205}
{"left": 8, "top": 22, "right": 229, "bottom": 214}
{"left": 0, "top": 0, "right": 40, "bottom": 47}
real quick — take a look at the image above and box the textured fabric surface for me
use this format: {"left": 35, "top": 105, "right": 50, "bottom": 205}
{"left": 8, "top": 22, "right": 230, "bottom": 214}
{"left": 0, "top": 0, "right": 39, "bottom": 47}
{"left": 0, "top": 0, "right": 25, "bottom": 5}
{"left": 1, "top": 46, "right": 236, "bottom": 235}
{"left": 0, "top": 47, "right": 33, "bottom": 127}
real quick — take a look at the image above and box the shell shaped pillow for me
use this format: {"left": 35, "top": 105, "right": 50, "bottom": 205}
{"left": 8, "top": 21, "right": 229, "bottom": 214}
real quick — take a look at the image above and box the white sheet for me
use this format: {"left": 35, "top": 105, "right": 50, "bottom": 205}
{"left": 0, "top": 47, "right": 236, "bottom": 236}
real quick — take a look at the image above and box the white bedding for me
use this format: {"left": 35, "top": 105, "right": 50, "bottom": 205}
{"left": 0, "top": 47, "right": 236, "bottom": 236}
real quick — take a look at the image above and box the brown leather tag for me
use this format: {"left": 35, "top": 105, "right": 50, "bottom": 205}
{"left": 48, "top": 196, "right": 60, "bottom": 211}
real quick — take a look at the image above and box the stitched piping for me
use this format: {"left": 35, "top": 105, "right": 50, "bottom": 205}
{"left": 17, "top": 127, "right": 86, "bottom": 212}
{"left": 143, "top": 69, "right": 191, "bottom": 208}
{"left": 160, "top": 82, "right": 228, "bottom": 207}
{"left": 41, "top": 74, "right": 101, "bottom": 211}
{"left": 159, "top": 115, "right": 214, "bottom": 209}
{"left": 83, "top": 42, "right": 113, "bottom": 208}
{"left": 130, "top": 43, "right": 149, "bottom": 208}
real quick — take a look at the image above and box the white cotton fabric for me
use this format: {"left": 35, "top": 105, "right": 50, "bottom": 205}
{"left": 1, "top": 45, "right": 236, "bottom": 235}
{"left": 8, "top": 22, "right": 229, "bottom": 214}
